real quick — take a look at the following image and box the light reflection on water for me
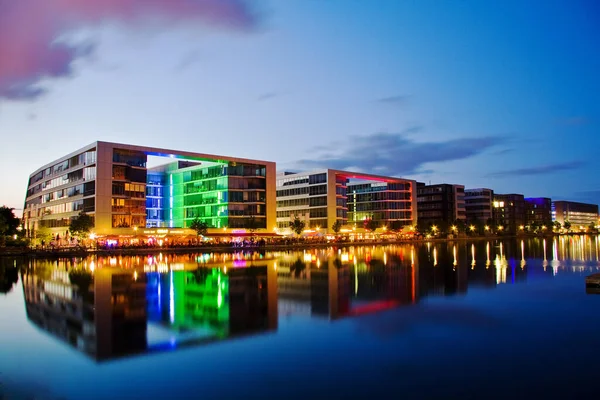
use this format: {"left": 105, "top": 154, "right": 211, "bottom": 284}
{"left": 1, "top": 236, "right": 600, "bottom": 399}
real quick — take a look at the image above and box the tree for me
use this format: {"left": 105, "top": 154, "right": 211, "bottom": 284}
{"left": 69, "top": 212, "right": 94, "bottom": 240}
{"left": 588, "top": 222, "right": 598, "bottom": 234}
{"left": 452, "top": 219, "right": 466, "bottom": 235}
{"left": 246, "top": 216, "right": 262, "bottom": 236}
{"left": 0, "top": 214, "right": 7, "bottom": 236}
{"left": 35, "top": 226, "right": 52, "bottom": 246}
{"left": 553, "top": 221, "right": 562, "bottom": 232}
{"left": 389, "top": 221, "right": 405, "bottom": 232}
{"left": 365, "top": 218, "right": 379, "bottom": 232}
{"left": 563, "top": 220, "right": 572, "bottom": 232}
{"left": 0, "top": 206, "right": 20, "bottom": 236}
{"left": 190, "top": 218, "right": 208, "bottom": 243}
{"left": 290, "top": 217, "right": 305, "bottom": 236}
{"left": 331, "top": 220, "right": 342, "bottom": 235}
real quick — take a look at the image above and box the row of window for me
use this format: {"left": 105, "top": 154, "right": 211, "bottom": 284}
{"left": 349, "top": 211, "right": 413, "bottom": 220}
{"left": 113, "top": 149, "right": 146, "bottom": 167}
{"left": 348, "top": 202, "right": 411, "bottom": 211}
{"left": 27, "top": 167, "right": 95, "bottom": 198}
{"left": 112, "top": 215, "right": 145, "bottom": 228}
{"left": 185, "top": 178, "right": 228, "bottom": 193}
{"left": 465, "top": 191, "right": 492, "bottom": 197}
{"left": 112, "top": 183, "right": 145, "bottom": 197}
{"left": 40, "top": 215, "right": 94, "bottom": 229}
{"left": 185, "top": 205, "right": 228, "bottom": 219}
{"left": 111, "top": 198, "right": 145, "bottom": 214}
{"left": 227, "top": 164, "right": 266, "bottom": 177}
{"left": 30, "top": 150, "right": 96, "bottom": 185}
{"left": 38, "top": 198, "right": 95, "bottom": 216}
{"left": 349, "top": 192, "right": 412, "bottom": 202}
{"left": 348, "top": 182, "right": 411, "bottom": 192}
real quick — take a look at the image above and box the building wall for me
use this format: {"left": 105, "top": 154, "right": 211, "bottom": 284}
{"left": 276, "top": 169, "right": 416, "bottom": 233}
{"left": 417, "top": 183, "right": 466, "bottom": 228}
{"left": 347, "top": 181, "right": 415, "bottom": 229}
{"left": 23, "top": 143, "right": 98, "bottom": 238}
{"left": 492, "top": 193, "right": 526, "bottom": 233}
{"left": 524, "top": 197, "right": 552, "bottom": 227}
{"left": 552, "top": 201, "right": 599, "bottom": 226}
{"left": 465, "top": 188, "right": 494, "bottom": 223}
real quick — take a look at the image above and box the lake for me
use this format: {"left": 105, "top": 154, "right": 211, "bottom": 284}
{"left": 1, "top": 236, "right": 600, "bottom": 399}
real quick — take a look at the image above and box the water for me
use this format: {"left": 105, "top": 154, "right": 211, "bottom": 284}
{"left": 1, "top": 236, "right": 600, "bottom": 399}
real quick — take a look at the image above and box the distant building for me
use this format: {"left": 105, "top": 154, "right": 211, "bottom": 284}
{"left": 552, "top": 201, "right": 599, "bottom": 227}
{"left": 465, "top": 188, "right": 494, "bottom": 223}
{"left": 276, "top": 169, "right": 417, "bottom": 233}
{"left": 416, "top": 183, "right": 466, "bottom": 229}
{"left": 525, "top": 197, "right": 553, "bottom": 228}
{"left": 492, "top": 194, "right": 526, "bottom": 233}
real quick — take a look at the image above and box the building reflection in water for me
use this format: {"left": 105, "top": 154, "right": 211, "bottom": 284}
{"left": 18, "top": 237, "right": 600, "bottom": 362}
{"left": 22, "top": 254, "right": 278, "bottom": 362}
{"left": 276, "top": 246, "right": 418, "bottom": 320}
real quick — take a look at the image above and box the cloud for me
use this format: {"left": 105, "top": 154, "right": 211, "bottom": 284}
{"left": 376, "top": 95, "right": 410, "bottom": 105}
{"left": 491, "top": 148, "right": 513, "bottom": 156}
{"left": 486, "top": 161, "right": 586, "bottom": 178}
{"left": 296, "top": 129, "right": 505, "bottom": 176}
{"left": 0, "top": 0, "right": 258, "bottom": 101}
{"left": 175, "top": 49, "right": 203, "bottom": 71}
{"left": 257, "top": 92, "right": 280, "bottom": 101}
{"left": 565, "top": 190, "right": 600, "bottom": 204}
{"left": 556, "top": 116, "right": 589, "bottom": 126}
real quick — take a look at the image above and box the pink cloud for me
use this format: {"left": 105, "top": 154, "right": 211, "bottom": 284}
{"left": 0, "top": 0, "right": 257, "bottom": 100}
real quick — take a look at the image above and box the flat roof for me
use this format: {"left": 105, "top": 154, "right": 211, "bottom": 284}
{"left": 277, "top": 168, "right": 414, "bottom": 184}
{"left": 28, "top": 141, "right": 275, "bottom": 177}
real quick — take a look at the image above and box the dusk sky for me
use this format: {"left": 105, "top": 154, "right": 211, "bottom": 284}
{"left": 1, "top": 0, "right": 599, "bottom": 214}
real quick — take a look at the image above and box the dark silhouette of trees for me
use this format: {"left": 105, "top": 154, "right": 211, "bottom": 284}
{"left": 331, "top": 220, "right": 342, "bottom": 235}
{"left": 190, "top": 218, "right": 208, "bottom": 243}
{"left": 0, "top": 206, "right": 20, "bottom": 237}
{"left": 365, "top": 218, "right": 379, "bottom": 232}
{"left": 290, "top": 217, "right": 305, "bottom": 236}
{"left": 69, "top": 212, "right": 94, "bottom": 240}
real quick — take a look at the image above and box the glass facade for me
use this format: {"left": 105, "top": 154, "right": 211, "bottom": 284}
{"left": 348, "top": 182, "right": 413, "bottom": 227}
{"left": 23, "top": 148, "right": 97, "bottom": 233}
{"left": 145, "top": 160, "right": 267, "bottom": 229}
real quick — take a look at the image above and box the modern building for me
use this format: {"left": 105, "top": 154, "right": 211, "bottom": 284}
{"left": 492, "top": 193, "right": 526, "bottom": 233}
{"left": 465, "top": 188, "right": 494, "bottom": 223}
{"left": 524, "top": 197, "right": 553, "bottom": 228}
{"left": 552, "top": 201, "right": 599, "bottom": 227}
{"left": 276, "top": 169, "right": 417, "bottom": 234}
{"left": 22, "top": 141, "right": 277, "bottom": 241}
{"left": 416, "top": 183, "right": 466, "bottom": 229}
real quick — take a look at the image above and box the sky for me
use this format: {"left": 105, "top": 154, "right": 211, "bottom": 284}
{"left": 1, "top": 0, "right": 599, "bottom": 214}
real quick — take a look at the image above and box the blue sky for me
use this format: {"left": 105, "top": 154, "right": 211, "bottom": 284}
{"left": 0, "top": 0, "right": 598, "bottom": 213}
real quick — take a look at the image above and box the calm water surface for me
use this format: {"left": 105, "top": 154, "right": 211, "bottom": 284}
{"left": 1, "top": 236, "right": 600, "bottom": 399}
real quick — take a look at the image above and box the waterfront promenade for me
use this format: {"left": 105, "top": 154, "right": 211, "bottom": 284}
{"left": 0, "top": 233, "right": 573, "bottom": 258}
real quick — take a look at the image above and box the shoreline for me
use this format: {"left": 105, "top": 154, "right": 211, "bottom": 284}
{"left": 0, "top": 233, "right": 580, "bottom": 258}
